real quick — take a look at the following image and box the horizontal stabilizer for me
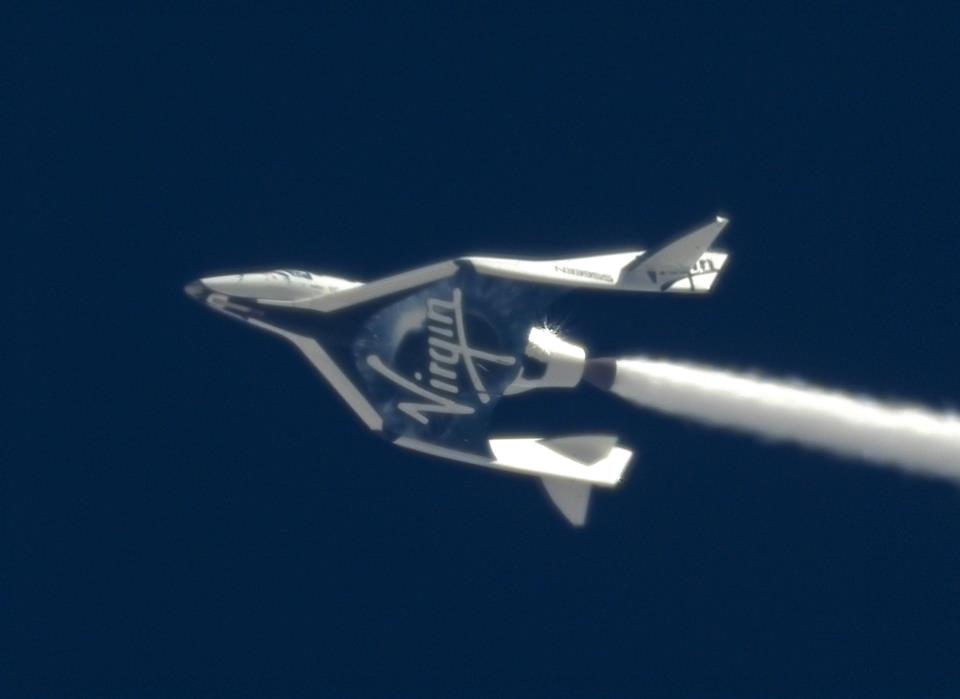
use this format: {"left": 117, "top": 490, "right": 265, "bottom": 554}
{"left": 539, "top": 434, "right": 619, "bottom": 463}
{"left": 541, "top": 477, "right": 592, "bottom": 526}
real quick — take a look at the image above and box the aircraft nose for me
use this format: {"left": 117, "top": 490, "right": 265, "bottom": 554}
{"left": 201, "top": 273, "right": 253, "bottom": 297}
{"left": 184, "top": 279, "right": 207, "bottom": 300}
{"left": 185, "top": 272, "right": 310, "bottom": 302}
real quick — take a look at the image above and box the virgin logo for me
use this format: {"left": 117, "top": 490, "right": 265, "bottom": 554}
{"left": 366, "top": 288, "right": 516, "bottom": 425}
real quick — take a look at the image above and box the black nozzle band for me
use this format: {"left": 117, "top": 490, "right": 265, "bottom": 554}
{"left": 583, "top": 358, "right": 617, "bottom": 390}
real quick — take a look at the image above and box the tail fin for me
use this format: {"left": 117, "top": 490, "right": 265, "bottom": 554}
{"left": 619, "top": 216, "right": 730, "bottom": 292}
{"left": 541, "top": 478, "right": 592, "bottom": 526}
{"left": 534, "top": 435, "right": 627, "bottom": 526}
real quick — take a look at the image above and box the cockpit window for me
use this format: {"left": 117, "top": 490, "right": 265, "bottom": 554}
{"left": 280, "top": 269, "right": 312, "bottom": 279}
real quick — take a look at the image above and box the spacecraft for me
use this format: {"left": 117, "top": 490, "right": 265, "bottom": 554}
{"left": 186, "top": 216, "right": 730, "bottom": 525}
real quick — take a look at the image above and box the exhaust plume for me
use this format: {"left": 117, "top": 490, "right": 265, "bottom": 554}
{"left": 586, "top": 357, "right": 960, "bottom": 482}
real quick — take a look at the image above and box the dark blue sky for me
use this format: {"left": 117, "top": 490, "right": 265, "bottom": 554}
{"left": 8, "top": 4, "right": 960, "bottom": 697}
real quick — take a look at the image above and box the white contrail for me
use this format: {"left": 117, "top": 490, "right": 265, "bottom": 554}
{"left": 592, "top": 357, "right": 960, "bottom": 482}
